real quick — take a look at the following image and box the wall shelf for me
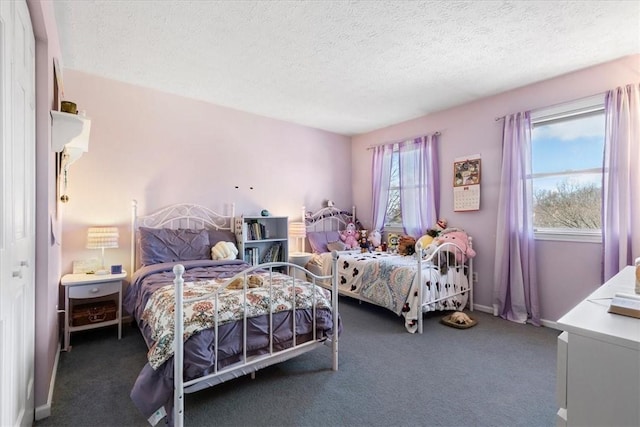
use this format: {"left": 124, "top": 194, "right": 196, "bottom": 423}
{"left": 50, "top": 110, "right": 91, "bottom": 153}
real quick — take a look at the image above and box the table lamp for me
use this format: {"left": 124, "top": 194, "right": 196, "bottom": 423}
{"left": 288, "top": 222, "right": 306, "bottom": 254}
{"left": 86, "top": 226, "right": 119, "bottom": 275}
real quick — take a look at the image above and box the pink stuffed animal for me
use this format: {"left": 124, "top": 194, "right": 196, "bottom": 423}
{"left": 340, "top": 222, "right": 360, "bottom": 250}
{"left": 436, "top": 229, "right": 476, "bottom": 263}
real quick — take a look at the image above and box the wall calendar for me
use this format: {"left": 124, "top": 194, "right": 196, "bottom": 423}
{"left": 453, "top": 155, "right": 481, "bottom": 212}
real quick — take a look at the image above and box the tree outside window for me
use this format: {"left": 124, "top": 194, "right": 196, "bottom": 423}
{"left": 385, "top": 150, "right": 401, "bottom": 226}
{"left": 531, "top": 107, "right": 605, "bottom": 234}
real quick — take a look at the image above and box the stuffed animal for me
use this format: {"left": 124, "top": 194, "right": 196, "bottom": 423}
{"left": 387, "top": 233, "right": 399, "bottom": 253}
{"left": 435, "top": 229, "right": 476, "bottom": 264}
{"left": 227, "top": 274, "right": 264, "bottom": 290}
{"left": 450, "top": 311, "right": 474, "bottom": 325}
{"left": 368, "top": 230, "right": 382, "bottom": 250}
{"left": 397, "top": 235, "right": 416, "bottom": 256}
{"left": 359, "top": 230, "right": 372, "bottom": 253}
{"left": 211, "top": 241, "right": 238, "bottom": 260}
{"left": 417, "top": 218, "right": 448, "bottom": 251}
{"left": 433, "top": 218, "right": 448, "bottom": 233}
{"left": 416, "top": 234, "right": 434, "bottom": 251}
{"left": 340, "top": 222, "right": 360, "bottom": 250}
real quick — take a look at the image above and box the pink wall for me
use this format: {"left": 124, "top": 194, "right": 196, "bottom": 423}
{"left": 352, "top": 54, "right": 640, "bottom": 322}
{"left": 59, "top": 71, "right": 352, "bottom": 274}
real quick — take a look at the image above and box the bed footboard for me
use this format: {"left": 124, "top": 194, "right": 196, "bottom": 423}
{"left": 172, "top": 253, "right": 339, "bottom": 427}
{"left": 415, "top": 239, "right": 474, "bottom": 334}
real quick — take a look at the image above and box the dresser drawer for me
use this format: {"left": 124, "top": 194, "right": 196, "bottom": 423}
{"left": 68, "top": 280, "right": 120, "bottom": 299}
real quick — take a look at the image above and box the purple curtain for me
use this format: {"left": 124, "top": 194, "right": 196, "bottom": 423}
{"left": 399, "top": 135, "right": 439, "bottom": 236}
{"left": 493, "top": 112, "right": 540, "bottom": 325}
{"left": 371, "top": 144, "right": 393, "bottom": 232}
{"left": 602, "top": 83, "right": 640, "bottom": 281}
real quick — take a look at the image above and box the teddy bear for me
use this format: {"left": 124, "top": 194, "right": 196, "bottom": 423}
{"left": 340, "top": 222, "right": 360, "bottom": 250}
{"left": 227, "top": 274, "right": 264, "bottom": 290}
{"left": 435, "top": 229, "right": 476, "bottom": 264}
{"left": 397, "top": 235, "right": 416, "bottom": 256}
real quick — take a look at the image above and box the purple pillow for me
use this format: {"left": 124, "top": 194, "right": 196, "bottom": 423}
{"left": 307, "top": 231, "right": 342, "bottom": 253}
{"left": 139, "top": 227, "right": 210, "bottom": 266}
{"left": 208, "top": 230, "right": 237, "bottom": 246}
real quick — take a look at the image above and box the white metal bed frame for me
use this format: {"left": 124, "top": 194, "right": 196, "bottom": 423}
{"left": 304, "top": 204, "right": 357, "bottom": 232}
{"left": 130, "top": 201, "right": 339, "bottom": 427}
{"left": 303, "top": 204, "right": 473, "bottom": 334}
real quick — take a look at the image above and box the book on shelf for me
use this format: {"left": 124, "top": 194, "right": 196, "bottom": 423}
{"left": 243, "top": 247, "right": 260, "bottom": 265}
{"left": 608, "top": 292, "right": 640, "bottom": 319}
{"left": 246, "top": 220, "right": 266, "bottom": 240}
{"left": 261, "top": 243, "right": 282, "bottom": 264}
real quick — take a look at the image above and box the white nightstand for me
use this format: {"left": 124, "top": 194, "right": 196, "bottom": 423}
{"left": 60, "top": 271, "right": 126, "bottom": 351}
{"left": 289, "top": 252, "right": 312, "bottom": 281}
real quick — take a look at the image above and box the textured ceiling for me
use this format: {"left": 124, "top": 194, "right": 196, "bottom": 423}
{"left": 53, "top": 0, "right": 640, "bottom": 136}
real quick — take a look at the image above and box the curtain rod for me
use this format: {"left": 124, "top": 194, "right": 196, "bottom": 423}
{"left": 366, "top": 131, "right": 441, "bottom": 151}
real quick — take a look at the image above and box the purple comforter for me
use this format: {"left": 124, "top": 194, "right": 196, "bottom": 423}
{"left": 123, "top": 260, "right": 338, "bottom": 425}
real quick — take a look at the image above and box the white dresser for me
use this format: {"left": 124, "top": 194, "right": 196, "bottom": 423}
{"left": 556, "top": 266, "right": 640, "bottom": 427}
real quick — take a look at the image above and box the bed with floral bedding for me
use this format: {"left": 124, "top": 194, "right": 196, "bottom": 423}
{"left": 124, "top": 202, "right": 340, "bottom": 427}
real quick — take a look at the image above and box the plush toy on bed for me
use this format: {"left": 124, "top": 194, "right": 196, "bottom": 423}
{"left": 397, "top": 235, "right": 417, "bottom": 256}
{"left": 432, "top": 218, "right": 448, "bottom": 234}
{"left": 368, "top": 229, "right": 382, "bottom": 251}
{"left": 417, "top": 218, "right": 448, "bottom": 254}
{"left": 340, "top": 222, "right": 360, "bottom": 250}
{"left": 436, "top": 229, "right": 476, "bottom": 264}
{"left": 358, "top": 230, "right": 371, "bottom": 253}
{"left": 227, "top": 274, "right": 264, "bottom": 290}
{"left": 211, "top": 241, "right": 239, "bottom": 260}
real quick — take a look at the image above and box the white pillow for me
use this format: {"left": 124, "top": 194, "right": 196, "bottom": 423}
{"left": 211, "top": 241, "right": 238, "bottom": 260}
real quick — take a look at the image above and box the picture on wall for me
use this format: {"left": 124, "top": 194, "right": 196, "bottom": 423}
{"left": 453, "top": 158, "right": 481, "bottom": 187}
{"left": 453, "top": 155, "right": 481, "bottom": 212}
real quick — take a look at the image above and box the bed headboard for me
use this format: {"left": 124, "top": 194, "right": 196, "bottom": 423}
{"left": 304, "top": 205, "right": 358, "bottom": 232}
{"left": 130, "top": 200, "right": 235, "bottom": 272}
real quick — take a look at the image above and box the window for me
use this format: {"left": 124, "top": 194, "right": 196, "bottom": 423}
{"left": 530, "top": 95, "right": 605, "bottom": 241}
{"left": 385, "top": 149, "right": 401, "bottom": 226}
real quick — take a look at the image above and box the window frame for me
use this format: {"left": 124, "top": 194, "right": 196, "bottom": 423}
{"left": 530, "top": 94, "right": 605, "bottom": 243}
{"left": 384, "top": 146, "right": 402, "bottom": 228}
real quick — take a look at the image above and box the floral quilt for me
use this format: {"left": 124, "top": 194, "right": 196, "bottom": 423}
{"left": 336, "top": 251, "right": 469, "bottom": 332}
{"left": 337, "top": 252, "right": 417, "bottom": 314}
{"left": 141, "top": 272, "right": 332, "bottom": 369}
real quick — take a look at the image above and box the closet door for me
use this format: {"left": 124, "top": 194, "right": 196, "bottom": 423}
{"left": 0, "top": 0, "right": 36, "bottom": 426}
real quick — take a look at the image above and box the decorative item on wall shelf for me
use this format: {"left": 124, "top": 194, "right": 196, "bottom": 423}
{"left": 261, "top": 209, "right": 270, "bottom": 217}
{"left": 60, "top": 100, "right": 77, "bottom": 114}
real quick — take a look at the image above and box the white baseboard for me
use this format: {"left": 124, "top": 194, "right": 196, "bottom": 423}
{"left": 471, "top": 303, "right": 493, "bottom": 313}
{"left": 34, "top": 342, "right": 60, "bottom": 420}
{"left": 471, "top": 303, "right": 560, "bottom": 330}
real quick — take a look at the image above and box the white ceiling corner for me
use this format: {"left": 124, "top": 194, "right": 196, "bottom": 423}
{"left": 53, "top": 0, "right": 640, "bottom": 136}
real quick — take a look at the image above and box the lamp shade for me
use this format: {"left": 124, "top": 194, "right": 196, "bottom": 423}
{"left": 289, "top": 222, "right": 306, "bottom": 238}
{"left": 86, "top": 227, "right": 119, "bottom": 249}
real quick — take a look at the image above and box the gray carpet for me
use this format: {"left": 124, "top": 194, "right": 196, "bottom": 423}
{"left": 35, "top": 298, "right": 560, "bottom": 427}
